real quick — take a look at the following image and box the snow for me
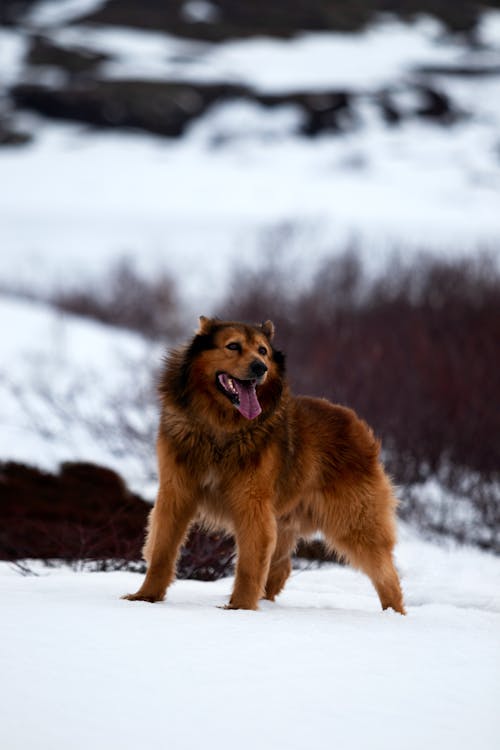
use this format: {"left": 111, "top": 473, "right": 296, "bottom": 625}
{"left": 1, "top": 531, "right": 499, "bottom": 750}
{"left": 0, "top": 29, "right": 29, "bottom": 88}
{"left": 1, "top": 107, "right": 499, "bottom": 311}
{"left": 480, "top": 9, "right": 500, "bottom": 48}
{"left": 182, "top": 0, "right": 220, "bottom": 25}
{"left": 0, "top": 295, "right": 160, "bottom": 496}
{"left": 25, "top": 0, "right": 107, "bottom": 28}
{"left": 2, "top": 12, "right": 500, "bottom": 307}
{"left": 1, "top": 6, "right": 499, "bottom": 735}
{"left": 51, "top": 17, "right": 460, "bottom": 91}
{"left": 1, "top": 11, "right": 498, "bottom": 746}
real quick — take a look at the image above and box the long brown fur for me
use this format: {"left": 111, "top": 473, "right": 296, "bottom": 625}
{"left": 123, "top": 317, "right": 406, "bottom": 614}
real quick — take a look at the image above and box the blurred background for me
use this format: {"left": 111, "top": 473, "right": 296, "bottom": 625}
{"left": 1, "top": 0, "right": 499, "bottom": 570}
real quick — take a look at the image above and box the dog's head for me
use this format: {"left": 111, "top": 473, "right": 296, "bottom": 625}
{"left": 162, "top": 316, "right": 286, "bottom": 427}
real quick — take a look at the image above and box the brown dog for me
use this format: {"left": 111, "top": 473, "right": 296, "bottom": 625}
{"left": 123, "top": 317, "right": 405, "bottom": 614}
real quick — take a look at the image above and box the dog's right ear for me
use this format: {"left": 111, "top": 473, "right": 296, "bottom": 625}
{"left": 196, "top": 315, "right": 215, "bottom": 335}
{"left": 261, "top": 320, "right": 275, "bottom": 341}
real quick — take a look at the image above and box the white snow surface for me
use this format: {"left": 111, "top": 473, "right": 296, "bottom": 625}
{"left": 1, "top": 11, "right": 498, "bottom": 745}
{"left": 0, "top": 294, "right": 160, "bottom": 496}
{"left": 51, "top": 16, "right": 461, "bottom": 91}
{"left": 25, "top": 0, "right": 107, "bottom": 28}
{"left": 1, "top": 530, "right": 499, "bottom": 750}
{"left": 1, "top": 108, "right": 499, "bottom": 311}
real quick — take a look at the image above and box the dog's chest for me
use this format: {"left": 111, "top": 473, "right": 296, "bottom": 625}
{"left": 199, "top": 467, "right": 220, "bottom": 492}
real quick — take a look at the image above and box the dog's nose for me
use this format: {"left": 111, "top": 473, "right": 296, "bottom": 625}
{"left": 250, "top": 359, "right": 268, "bottom": 378}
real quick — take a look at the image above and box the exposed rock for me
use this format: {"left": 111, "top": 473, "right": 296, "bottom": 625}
{"left": 0, "top": 0, "right": 35, "bottom": 26}
{"left": 10, "top": 76, "right": 463, "bottom": 139}
{"left": 80, "top": 0, "right": 488, "bottom": 40}
{"left": 26, "top": 34, "right": 110, "bottom": 75}
{"left": 414, "top": 85, "right": 457, "bottom": 123}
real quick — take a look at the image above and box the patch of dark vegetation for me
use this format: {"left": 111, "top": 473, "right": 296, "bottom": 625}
{"left": 50, "top": 258, "right": 181, "bottom": 341}
{"left": 80, "top": 0, "right": 500, "bottom": 40}
{"left": 0, "top": 461, "right": 238, "bottom": 577}
{"left": 176, "top": 529, "right": 235, "bottom": 581}
{"left": 0, "top": 461, "right": 149, "bottom": 562}
{"left": 295, "top": 538, "right": 343, "bottom": 564}
{"left": 220, "top": 250, "right": 500, "bottom": 551}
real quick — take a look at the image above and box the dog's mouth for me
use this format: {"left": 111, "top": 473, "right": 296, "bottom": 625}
{"left": 216, "top": 373, "right": 262, "bottom": 420}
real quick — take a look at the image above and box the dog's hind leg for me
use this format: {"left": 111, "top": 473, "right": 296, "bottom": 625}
{"left": 263, "top": 521, "right": 297, "bottom": 601}
{"left": 332, "top": 532, "right": 406, "bottom": 615}
{"left": 321, "top": 473, "right": 406, "bottom": 614}
{"left": 349, "top": 543, "right": 406, "bottom": 615}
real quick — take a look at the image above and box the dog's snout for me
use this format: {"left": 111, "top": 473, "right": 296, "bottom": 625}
{"left": 250, "top": 359, "right": 268, "bottom": 378}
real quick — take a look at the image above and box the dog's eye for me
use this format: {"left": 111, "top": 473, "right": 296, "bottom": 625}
{"left": 226, "top": 342, "right": 241, "bottom": 352}
{"left": 258, "top": 346, "right": 268, "bottom": 356}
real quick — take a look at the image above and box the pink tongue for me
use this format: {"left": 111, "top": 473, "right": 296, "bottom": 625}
{"left": 234, "top": 380, "right": 262, "bottom": 420}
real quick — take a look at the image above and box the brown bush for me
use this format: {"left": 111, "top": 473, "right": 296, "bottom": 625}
{"left": 0, "top": 462, "right": 236, "bottom": 576}
{"left": 51, "top": 258, "right": 181, "bottom": 340}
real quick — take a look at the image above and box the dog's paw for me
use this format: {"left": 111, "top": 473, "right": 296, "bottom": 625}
{"left": 220, "top": 601, "right": 259, "bottom": 611}
{"left": 262, "top": 589, "right": 278, "bottom": 602}
{"left": 121, "top": 592, "right": 163, "bottom": 603}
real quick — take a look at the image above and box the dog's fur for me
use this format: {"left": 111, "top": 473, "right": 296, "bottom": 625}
{"left": 123, "top": 317, "right": 405, "bottom": 614}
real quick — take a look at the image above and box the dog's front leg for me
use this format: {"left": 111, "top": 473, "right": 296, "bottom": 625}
{"left": 122, "top": 482, "right": 196, "bottom": 603}
{"left": 226, "top": 495, "right": 277, "bottom": 611}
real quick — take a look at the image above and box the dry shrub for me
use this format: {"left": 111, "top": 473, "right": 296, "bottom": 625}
{"left": 0, "top": 462, "right": 235, "bottom": 577}
{"left": 51, "top": 258, "right": 181, "bottom": 340}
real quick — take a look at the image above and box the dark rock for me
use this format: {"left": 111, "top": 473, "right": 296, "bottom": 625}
{"left": 415, "top": 85, "right": 457, "bottom": 123}
{"left": 81, "top": 0, "right": 488, "bottom": 41}
{"left": 376, "top": 91, "right": 402, "bottom": 125}
{"left": 27, "top": 35, "right": 110, "bottom": 76}
{"left": 11, "top": 80, "right": 217, "bottom": 136}
{"left": 11, "top": 78, "right": 360, "bottom": 138}
{"left": 299, "top": 91, "right": 353, "bottom": 135}
{"left": 0, "top": 0, "right": 35, "bottom": 26}
{"left": 416, "top": 63, "right": 500, "bottom": 77}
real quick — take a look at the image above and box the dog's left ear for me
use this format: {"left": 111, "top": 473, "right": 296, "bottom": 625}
{"left": 196, "top": 315, "right": 215, "bottom": 335}
{"left": 261, "top": 320, "right": 275, "bottom": 341}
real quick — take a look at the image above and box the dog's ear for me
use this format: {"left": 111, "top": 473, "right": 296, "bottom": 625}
{"left": 261, "top": 320, "right": 275, "bottom": 341}
{"left": 197, "top": 315, "right": 215, "bottom": 335}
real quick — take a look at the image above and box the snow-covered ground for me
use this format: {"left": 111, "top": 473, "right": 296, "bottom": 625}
{"left": 0, "top": 294, "right": 160, "bottom": 496}
{"left": 48, "top": 16, "right": 467, "bottom": 89}
{"left": 1, "top": 8, "right": 499, "bottom": 744}
{"left": 1, "top": 530, "right": 499, "bottom": 750}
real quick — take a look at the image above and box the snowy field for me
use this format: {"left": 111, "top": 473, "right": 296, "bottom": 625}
{"left": 1, "top": 4, "right": 499, "bottom": 747}
{"left": 0, "top": 294, "right": 160, "bottom": 496}
{"left": 1, "top": 530, "right": 499, "bottom": 750}
{"left": 1, "top": 8, "right": 500, "bottom": 309}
